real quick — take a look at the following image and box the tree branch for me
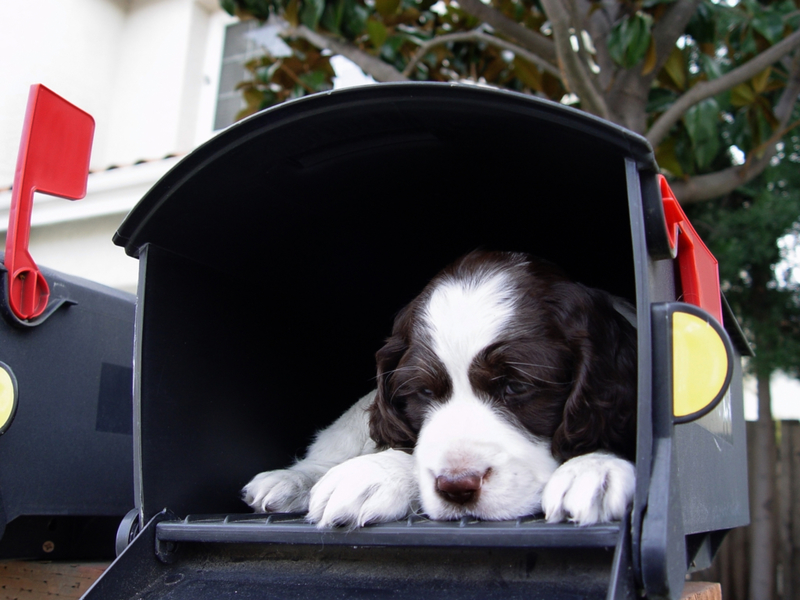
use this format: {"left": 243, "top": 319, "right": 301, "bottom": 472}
{"left": 565, "top": 0, "right": 597, "bottom": 77}
{"left": 582, "top": 0, "right": 619, "bottom": 90}
{"left": 540, "top": 0, "right": 609, "bottom": 118}
{"left": 289, "top": 25, "right": 409, "bottom": 82}
{"left": 671, "top": 51, "right": 800, "bottom": 203}
{"left": 670, "top": 150, "right": 775, "bottom": 204}
{"left": 402, "top": 29, "right": 561, "bottom": 78}
{"left": 647, "top": 27, "right": 800, "bottom": 148}
{"left": 773, "top": 47, "right": 800, "bottom": 122}
{"left": 456, "top": 0, "right": 557, "bottom": 66}
{"left": 648, "top": 0, "right": 701, "bottom": 79}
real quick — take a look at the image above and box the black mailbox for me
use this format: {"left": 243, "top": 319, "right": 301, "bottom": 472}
{"left": 0, "top": 261, "right": 135, "bottom": 559}
{"left": 87, "top": 83, "right": 750, "bottom": 599}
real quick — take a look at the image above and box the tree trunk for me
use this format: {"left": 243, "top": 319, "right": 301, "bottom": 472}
{"left": 749, "top": 371, "right": 776, "bottom": 600}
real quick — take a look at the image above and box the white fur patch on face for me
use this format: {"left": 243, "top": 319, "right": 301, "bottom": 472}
{"left": 413, "top": 271, "right": 560, "bottom": 520}
{"left": 423, "top": 272, "right": 516, "bottom": 395}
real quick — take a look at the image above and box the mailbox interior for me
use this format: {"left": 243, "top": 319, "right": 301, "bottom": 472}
{"left": 117, "top": 84, "right": 655, "bottom": 521}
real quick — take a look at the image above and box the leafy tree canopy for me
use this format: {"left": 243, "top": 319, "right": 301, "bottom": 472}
{"left": 687, "top": 117, "right": 800, "bottom": 379}
{"left": 220, "top": 0, "right": 800, "bottom": 204}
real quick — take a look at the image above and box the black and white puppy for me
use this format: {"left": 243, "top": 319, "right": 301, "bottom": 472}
{"left": 243, "top": 251, "right": 637, "bottom": 527}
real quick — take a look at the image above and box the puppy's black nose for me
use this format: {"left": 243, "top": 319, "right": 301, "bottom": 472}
{"left": 436, "top": 473, "right": 483, "bottom": 505}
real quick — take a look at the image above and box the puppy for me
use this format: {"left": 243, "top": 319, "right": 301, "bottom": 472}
{"left": 243, "top": 251, "right": 637, "bottom": 527}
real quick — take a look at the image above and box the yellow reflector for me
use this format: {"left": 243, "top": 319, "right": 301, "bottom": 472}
{"left": 673, "top": 311, "right": 730, "bottom": 419}
{"left": 0, "top": 363, "right": 17, "bottom": 433}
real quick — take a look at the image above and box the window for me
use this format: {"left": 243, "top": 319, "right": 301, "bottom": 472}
{"left": 214, "top": 20, "right": 262, "bottom": 130}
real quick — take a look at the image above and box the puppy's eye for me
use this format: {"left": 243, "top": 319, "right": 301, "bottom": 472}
{"left": 419, "top": 388, "right": 434, "bottom": 398}
{"left": 504, "top": 381, "right": 531, "bottom": 397}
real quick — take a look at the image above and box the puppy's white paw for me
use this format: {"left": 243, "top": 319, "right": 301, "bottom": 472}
{"left": 242, "top": 469, "right": 315, "bottom": 513}
{"left": 542, "top": 451, "right": 634, "bottom": 525}
{"left": 307, "top": 449, "right": 417, "bottom": 528}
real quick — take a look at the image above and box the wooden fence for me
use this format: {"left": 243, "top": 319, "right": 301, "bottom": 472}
{"left": 691, "top": 421, "right": 800, "bottom": 600}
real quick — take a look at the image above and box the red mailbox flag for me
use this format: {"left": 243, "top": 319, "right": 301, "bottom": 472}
{"left": 4, "top": 85, "right": 95, "bottom": 320}
{"left": 659, "top": 175, "right": 723, "bottom": 325}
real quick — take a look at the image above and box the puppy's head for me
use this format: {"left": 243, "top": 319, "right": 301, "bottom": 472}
{"left": 369, "top": 251, "right": 637, "bottom": 519}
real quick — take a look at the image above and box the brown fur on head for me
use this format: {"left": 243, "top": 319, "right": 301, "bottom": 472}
{"left": 368, "top": 250, "right": 637, "bottom": 462}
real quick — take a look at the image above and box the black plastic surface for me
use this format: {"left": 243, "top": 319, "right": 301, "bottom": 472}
{"left": 155, "top": 513, "right": 623, "bottom": 548}
{"left": 0, "top": 255, "right": 135, "bottom": 558}
{"left": 87, "top": 511, "right": 632, "bottom": 600}
{"left": 0, "top": 515, "right": 121, "bottom": 560}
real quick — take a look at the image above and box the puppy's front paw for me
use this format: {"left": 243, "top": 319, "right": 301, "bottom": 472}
{"left": 242, "top": 469, "right": 315, "bottom": 513}
{"left": 542, "top": 452, "right": 634, "bottom": 525}
{"left": 307, "top": 449, "right": 417, "bottom": 528}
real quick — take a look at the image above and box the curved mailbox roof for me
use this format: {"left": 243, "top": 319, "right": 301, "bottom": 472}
{"left": 114, "top": 83, "right": 657, "bottom": 306}
{"left": 116, "top": 84, "right": 654, "bottom": 246}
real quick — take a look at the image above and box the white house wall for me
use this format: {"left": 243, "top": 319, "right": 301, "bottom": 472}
{"left": 105, "top": 0, "right": 215, "bottom": 167}
{"left": 0, "top": 0, "right": 232, "bottom": 293}
{"left": 0, "top": 0, "right": 127, "bottom": 181}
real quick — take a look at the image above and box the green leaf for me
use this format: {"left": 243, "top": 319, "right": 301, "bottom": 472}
{"left": 698, "top": 52, "right": 723, "bottom": 80}
{"left": 683, "top": 97, "right": 721, "bottom": 169}
{"left": 607, "top": 12, "right": 653, "bottom": 69}
{"left": 646, "top": 87, "right": 677, "bottom": 114}
{"left": 655, "top": 136, "right": 684, "bottom": 178}
{"left": 376, "top": 0, "right": 401, "bottom": 17}
{"left": 367, "top": 19, "right": 389, "bottom": 49}
{"left": 380, "top": 34, "right": 406, "bottom": 63}
{"left": 321, "top": 0, "right": 345, "bottom": 34}
{"left": 247, "top": 0, "right": 273, "bottom": 19}
{"left": 221, "top": 0, "right": 237, "bottom": 16}
{"left": 301, "top": 0, "right": 325, "bottom": 30}
{"left": 243, "top": 86, "right": 263, "bottom": 104}
{"left": 727, "top": 108, "right": 752, "bottom": 151}
{"left": 285, "top": 0, "right": 300, "bottom": 24}
{"left": 513, "top": 58, "right": 542, "bottom": 91}
{"left": 342, "top": 0, "right": 369, "bottom": 37}
{"left": 685, "top": 0, "right": 717, "bottom": 45}
{"left": 752, "top": 67, "right": 771, "bottom": 94}
{"left": 258, "top": 90, "right": 279, "bottom": 110}
{"left": 262, "top": 60, "right": 284, "bottom": 83}
{"left": 300, "top": 69, "right": 333, "bottom": 92}
{"left": 629, "top": 13, "right": 653, "bottom": 65}
{"left": 730, "top": 83, "right": 756, "bottom": 107}
{"left": 607, "top": 25, "right": 626, "bottom": 66}
{"left": 641, "top": 37, "right": 657, "bottom": 75}
{"left": 662, "top": 46, "right": 686, "bottom": 91}
{"left": 752, "top": 10, "right": 785, "bottom": 45}
{"left": 740, "top": 28, "right": 758, "bottom": 56}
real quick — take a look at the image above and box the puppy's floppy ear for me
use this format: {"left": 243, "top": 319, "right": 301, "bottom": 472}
{"left": 369, "top": 305, "right": 419, "bottom": 450}
{"left": 551, "top": 285, "right": 638, "bottom": 462}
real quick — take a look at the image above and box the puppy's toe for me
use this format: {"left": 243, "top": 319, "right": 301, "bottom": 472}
{"left": 541, "top": 467, "right": 572, "bottom": 524}
{"left": 542, "top": 452, "right": 634, "bottom": 525}
{"left": 242, "top": 469, "right": 315, "bottom": 513}
{"left": 307, "top": 450, "right": 416, "bottom": 528}
{"left": 558, "top": 467, "right": 608, "bottom": 525}
{"left": 307, "top": 472, "right": 370, "bottom": 528}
